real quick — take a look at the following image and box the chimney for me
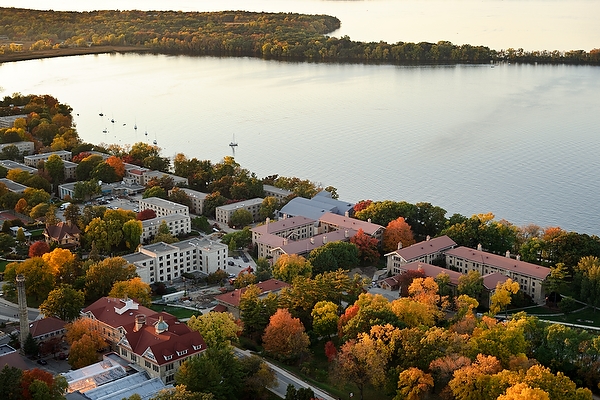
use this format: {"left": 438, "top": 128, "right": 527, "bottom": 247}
{"left": 516, "top": 255, "right": 521, "bottom": 261}
{"left": 266, "top": 217, "right": 270, "bottom": 225}
{"left": 367, "top": 218, "right": 371, "bottom": 223}
{"left": 505, "top": 250, "right": 511, "bottom": 258}
{"left": 323, "top": 235, "right": 327, "bottom": 244}
{"left": 310, "top": 237, "right": 314, "bottom": 244}
{"left": 134, "top": 314, "right": 146, "bottom": 332}
{"left": 345, "top": 211, "right": 349, "bottom": 217}
{"left": 426, "top": 235, "right": 430, "bottom": 241}
{"left": 344, "top": 229, "right": 349, "bottom": 238}
{"left": 477, "top": 243, "right": 482, "bottom": 251}
{"left": 397, "top": 242, "right": 402, "bottom": 250}
{"left": 283, "top": 238, "right": 288, "bottom": 245}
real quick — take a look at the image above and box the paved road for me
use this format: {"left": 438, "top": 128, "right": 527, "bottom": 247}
{"left": 233, "top": 347, "right": 336, "bottom": 400}
{"left": 0, "top": 288, "right": 41, "bottom": 324}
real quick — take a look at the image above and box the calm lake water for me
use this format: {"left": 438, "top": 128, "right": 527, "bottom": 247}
{"left": 0, "top": 1, "right": 599, "bottom": 235}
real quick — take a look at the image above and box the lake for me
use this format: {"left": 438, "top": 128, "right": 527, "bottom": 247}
{"left": 0, "top": 0, "right": 599, "bottom": 235}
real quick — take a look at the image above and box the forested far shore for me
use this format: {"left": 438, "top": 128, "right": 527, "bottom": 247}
{"left": 0, "top": 7, "right": 599, "bottom": 65}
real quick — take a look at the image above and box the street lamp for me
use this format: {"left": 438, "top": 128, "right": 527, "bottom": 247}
{"left": 183, "top": 277, "right": 187, "bottom": 297}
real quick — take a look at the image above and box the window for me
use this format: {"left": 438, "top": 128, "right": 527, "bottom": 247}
{"left": 164, "top": 354, "right": 173, "bottom": 361}
{"left": 192, "top": 344, "right": 202, "bottom": 350}
{"left": 165, "top": 363, "right": 174, "bottom": 371}
{"left": 166, "top": 375, "right": 175, "bottom": 383}
{"left": 176, "top": 349, "right": 188, "bottom": 356}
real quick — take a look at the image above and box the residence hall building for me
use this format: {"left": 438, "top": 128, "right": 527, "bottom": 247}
{"left": 23, "top": 150, "right": 72, "bottom": 167}
{"left": 215, "top": 197, "right": 263, "bottom": 226}
{"left": 252, "top": 216, "right": 317, "bottom": 259}
{"left": 81, "top": 297, "right": 206, "bottom": 384}
{"left": 0, "top": 141, "right": 34, "bottom": 155}
{"left": 122, "top": 237, "right": 228, "bottom": 284}
{"left": 138, "top": 197, "right": 191, "bottom": 242}
{"left": 385, "top": 235, "right": 457, "bottom": 274}
{"left": 213, "top": 279, "right": 290, "bottom": 319}
{"left": 263, "top": 184, "right": 293, "bottom": 202}
{"left": 139, "top": 197, "right": 189, "bottom": 218}
{"left": 380, "top": 261, "right": 463, "bottom": 296}
{"left": 318, "top": 212, "right": 385, "bottom": 242}
{"left": 169, "top": 187, "right": 208, "bottom": 215}
{"left": 269, "top": 228, "right": 357, "bottom": 264}
{"left": 445, "top": 246, "right": 551, "bottom": 303}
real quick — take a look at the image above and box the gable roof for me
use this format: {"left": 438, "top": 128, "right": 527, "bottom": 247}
{"left": 482, "top": 272, "right": 511, "bottom": 290}
{"left": 386, "top": 235, "right": 457, "bottom": 261}
{"left": 251, "top": 216, "right": 316, "bottom": 236}
{"left": 83, "top": 297, "right": 156, "bottom": 329}
{"left": 29, "top": 316, "right": 66, "bottom": 339}
{"left": 397, "top": 261, "right": 463, "bottom": 285}
{"left": 123, "top": 313, "right": 206, "bottom": 366}
{"left": 214, "top": 279, "right": 290, "bottom": 308}
{"left": 44, "top": 221, "right": 81, "bottom": 241}
{"left": 319, "top": 212, "right": 384, "bottom": 236}
{"left": 445, "top": 246, "right": 551, "bottom": 280}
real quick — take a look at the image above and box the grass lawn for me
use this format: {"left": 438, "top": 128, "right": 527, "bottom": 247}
{"left": 0, "top": 260, "right": 9, "bottom": 273}
{"left": 149, "top": 304, "right": 199, "bottom": 320}
{"left": 538, "top": 306, "right": 600, "bottom": 327}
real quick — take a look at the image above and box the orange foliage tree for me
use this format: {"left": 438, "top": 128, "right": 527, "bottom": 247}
{"left": 28, "top": 241, "right": 50, "bottom": 257}
{"left": 262, "top": 308, "right": 310, "bottom": 362}
{"left": 106, "top": 156, "right": 126, "bottom": 179}
{"left": 383, "top": 216, "right": 415, "bottom": 252}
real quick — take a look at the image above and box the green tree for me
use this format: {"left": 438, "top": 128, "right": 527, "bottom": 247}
{"left": 39, "top": 284, "right": 85, "bottom": 322}
{"left": 3, "top": 258, "right": 55, "bottom": 301}
{"left": 239, "top": 284, "right": 279, "bottom": 342}
{"left": 259, "top": 196, "right": 279, "bottom": 220}
{"left": 308, "top": 241, "right": 359, "bottom": 275}
{"left": 143, "top": 186, "right": 167, "bottom": 199}
{"left": 176, "top": 347, "right": 243, "bottom": 400}
{"left": 91, "top": 161, "right": 119, "bottom": 183}
{"left": 23, "top": 333, "right": 39, "bottom": 357}
{"left": 238, "top": 354, "right": 278, "bottom": 399}
{"left": 0, "top": 365, "right": 23, "bottom": 400}
{"left": 15, "top": 227, "right": 26, "bottom": 243}
{"left": 122, "top": 219, "right": 143, "bottom": 249}
{"left": 73, "top": 180, "right": 101, "bottom": 201}
{"left": 574, "top": 256, "right": 600, "bottom": 312}
{"left": 44, "top": 154, "right": 64, "bottom": 188}
{"left": 85, "top": 217, "right": 109, "bottom": 252}
{"left": 458, "top": 270, "right": 484, "bottom": 299}
{"left": 84, "top": 257, "right": 137, "bottom": 301}
{"left": 151, "top": 386, "right": 214, "bottom": 400}
{"left": 187, "top": 312, "right": 241, "bottom": 349}
{"left": 63, "top": 203, "right": 81, "bottom": 226}
{"left": 230, "top": 208, "right": 253, "bottom": 228}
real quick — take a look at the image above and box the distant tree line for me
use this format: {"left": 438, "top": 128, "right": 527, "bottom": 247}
{"left": 1, "top": 8, "right": 599, "bottom": 65}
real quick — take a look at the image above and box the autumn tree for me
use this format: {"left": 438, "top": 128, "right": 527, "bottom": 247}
{"left": 311, "top": 300, "right": 339, "bottom": 338}
{"left": 42, "top": 247, "right": 75, "bottom": 275}
{"left": 498, "top": 383, "right": 549, "bottom": 400}
{"left": 490, "top": 278, "right": 520, "bottom": 316}
{"left": 330, "top": 336, "right": 388, "bottom": 400}
{"left": 395, "top": 367, "right": 434, "bottom": 400}
{"left": 350, "top": 228, "right": 381, "bottom": 265}
{"left": 40, "top": 284, "right": 85, "bottom": 322}
{"left": 262, "top": 308, "right": 310, "bottom": 363}
{"left": 20, "top": 368, "right": 68, "bottom": 400}
{"left": 84, "top": 257, "right": 137, "bottom": 301}
{"left": 69, "top": 333, "right": 102, "bottom": 369}
{"left": 339, "top": 293, "right": 402, "bottom": 340}
{"left": 44, "top": 154, "right": 64, "bottom": 189}
{"left": 272, "top": 254, "right": 312, "bottom": 283}
{"left": 137, "top": 208, "right": 157, "bottom": 221}
{"left": 151, "top": 386, "right": 215, "bottom": 400}
{"left": 239, "top": 284, "right": 279, "bottom": 342}
{"left": 259, "top": 196, "right": 279, "bottom": 220}
{"left": 187, "top": 311, "right": 241, "bottom": 349}
{"left": 105, "top": 155, "right": 125, "bottom": 178}
{"left": 383, "top": 216, "right": 416, "bottom": 252}
{"left": 3, "top": 258, "right": 55, "bottom": 301}
{"left": 122, "top": 219, "right": 143, "bottom": 249}
{"left": 108, "top": 277, "right": 152, "bottom": 306}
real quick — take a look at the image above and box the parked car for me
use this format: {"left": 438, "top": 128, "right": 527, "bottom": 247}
{"left": 58, "top": 352, "right": 67, "bottom": 360}
{"left": 37, "top": 359, "right": 47, "bottom": 365}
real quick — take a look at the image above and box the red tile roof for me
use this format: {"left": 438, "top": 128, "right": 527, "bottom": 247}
{"left": 214, "top": 279, "right": 290, "bottom": 308}
{"left": 482, "top": 272, "right": 510, "bottom": 290}
{"left": 386, "top": 235, "right": 456, "bottom": 261}
{"left": 445, "top": 246, "right": 551, "bottom": 280}
{"left": 398, "top": 261, "right": 463, "bottom": 285}
{"left": 319, "top": 212, "right": 384, "bottom": 236}
{"left": 83, "top": 297, "right": 158, "bottom": 329}
{"left": 29, "top": 316, "right": 66, "bottom": 339}
{"left": 251, "top": 216, "right": 316, "bottom": 236}
{"left": 124, "top": 313, "right": 206, "bottom": 366}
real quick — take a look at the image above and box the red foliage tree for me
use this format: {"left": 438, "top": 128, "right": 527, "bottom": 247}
{"left": 21, "top": 368, "right": 54, "bottom": 400}
{"left": 382, "top": 216, "right": 416, "bottom": 252}
{"left": 29, "top": 241, "right": 50, "bottom": 257}
{"left": 137, "top": 209, "right": 157, "bottom": 221}
{"left": 353, "top": 200, "right": 373, "bottom": 213}
{"left": 337, "top": 304, "right": 359, "bottom": 338}
{"left": 350, "top": 229, "right": 380, "bottom": 264}
{"left": 325, "top": 340, "right": 337, "bottom": 362}
{"left": 72, "top": 152, "right": 91, "bottom": 163}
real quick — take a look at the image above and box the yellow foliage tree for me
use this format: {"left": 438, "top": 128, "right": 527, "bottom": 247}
{"left": 187, "top": 311, "right": 241, "bottom": 349}
{"left": 108, "top": 277, "right": 152, "bottom": 307}
{"left": 497, "top": 383, "right": 549, "bottom": 400}
{"left": 42, "top": 248, "right": 75, "bottom": 275}
{"left": 490, "top": 278, "right": 520, "bottom": 316}
{"left": 395, "top": 367, "right": 434, "bottom": 400}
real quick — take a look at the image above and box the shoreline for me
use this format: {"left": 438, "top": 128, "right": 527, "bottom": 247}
{"left": 0, "top": 46, "right": 151, "bottom": 64}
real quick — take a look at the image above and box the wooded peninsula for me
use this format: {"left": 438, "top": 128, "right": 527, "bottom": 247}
{"left": 1, "top": 7, "right": 599, "bottom": 65}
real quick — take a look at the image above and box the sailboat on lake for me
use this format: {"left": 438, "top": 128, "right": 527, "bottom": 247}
{"left": 229, "top": 134, "right": 238, "bottom": 147}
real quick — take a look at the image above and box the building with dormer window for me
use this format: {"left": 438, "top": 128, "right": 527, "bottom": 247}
{"left": 81, "top": 297, "right": 206, "bottom": 384}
